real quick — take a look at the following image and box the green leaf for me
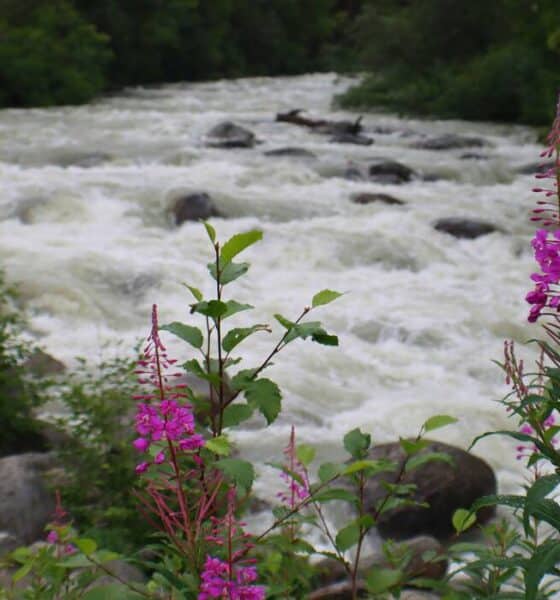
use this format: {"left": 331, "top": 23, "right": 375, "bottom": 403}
{"left": 399, "top": 438, "right": 429, "bottom": 455}
{"left": 296, "top": 444, "right": 316, "bottom": 467}
{"left": 82, "top": 584, "right": 145, "bottom": 599}
{"left": 335, "top": 516, "right": 375, "bottom": 551}
{"left": 366, "top": 568, "right": 402, "bottom": 594}
{"left": 343, "top": 459, "right": 394, "bottom": 476}
{"left": 311, "top": 488, "right": 356, "bottom": 503}
{"left": 245, "top": 378, "right": 281, "bottom": 425}
{"left": 183, "top": 284, "right": 203, "bottom": 301}
{"left": 160, "top": 322, "right": 203, "bottom": 349}
{"left": 422, "top": 414, "right": 458, "bottom": 433}
{"left": 274, "top": 313, "right": 294, "bottom": 329}
{"left": 524, "top": 473, "right": 560, "bottom": 535}
{"left": 57, "top": 554, "right": 94, "bottom": 568}
{"left": 312, "top": 289, "right": 343, "bottom": 308}
{"left": 405, "top": 451, "right": 454, "bottom": 472}
{"left": 525, "top": 539, "right": 560, "bottom": 600}
{"left": 222, "top": 325, "right": 269, "bottom": 353}
{"left": 12, "top": 562, "right": 32, "bottom": 583}
{"left": 470, "top": 494, "right": 525, "bottom": 513}
{"left": 343, "top": 428, "right": 371, "bottom": 458}
{"left": 206, "top": 435, "right": 231, "bottom": 456}
{"left": 208, "top": 261, "right": 250, "bottom": 285}
{"left": 216, "top": 458, "right": 255, "bottom": 492}
{"left": 312, "top": 332, "right": 339, "bottom": 346}
{"left": 452, "top": 508, "right": 476, "bottom": 533}
{"left": 74, "top": 538, "right": 97, "bottom": 555}
{"left": 204, "top": 222, "right": 216, "bottom": 243}
{"left": 221, "top": 404, "right": 254, "bottom": 428}
{"left": 318, "top": 462, "right": 343, "bottom": 483}
{"left": 220, "top": 230, "right": 263, "bottom": 265}
{"left": 95, "top": 550, "right": 121, "bottom": 563}
{"left": 183, "top": 359, "right": 220, "bottom": 385}
{"left": 192, "top": 299, "right": 228, "bottom": 319}
{"left": 223, "top": 300, "right": 254, "bottom": 319}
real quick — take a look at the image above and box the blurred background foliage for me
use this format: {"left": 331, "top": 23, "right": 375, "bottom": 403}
{"left": 0, "top": 0, "right": 559, "bottom": 123}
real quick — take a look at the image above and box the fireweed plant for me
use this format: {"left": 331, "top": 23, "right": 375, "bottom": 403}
{"left": 2, "top": 224, "right": 458, "bottom": 599}
{"left": 444, "top": 95, "right": 560, "bottom": 599}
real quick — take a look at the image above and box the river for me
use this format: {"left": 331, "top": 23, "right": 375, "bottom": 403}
{"left": 0, "top": 73, "right": 544, "bottom": 501}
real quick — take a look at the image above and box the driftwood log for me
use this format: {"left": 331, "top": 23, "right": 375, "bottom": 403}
{"left": 276, "top": 109, "right": 363, "bottom": 135}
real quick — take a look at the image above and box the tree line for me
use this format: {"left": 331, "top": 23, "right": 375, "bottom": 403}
{"left": 1, "top": 0, "right": 559, "bottom": 125}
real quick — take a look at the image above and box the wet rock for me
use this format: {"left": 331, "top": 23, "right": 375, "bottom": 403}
{"left": 330, "top": 133, "right": 373, "bottom": 146}
{"left": 24, "top": 349, "right": 66, "bottom": 377}
{"left": 368, "top": 160, "right": 416, "bottom": 184}
{"left": 434, "top": 218, "right": 502, "bottom": 239}
{"left": 0, "top": 531, "right": 19, "bottom": 557}
{"left": 263, "top": 147, "right": 316, "bottom": 158}
{"left": 205, "top": 121, "right": 256, "bottom": 148}
{"left": 0, "top": 453, "right": 57, "bottom": 545}
{"left": 169, "top": 192, "right": 221, "bottom": 225}
{"left": 344, "top": 163, "right": 365, "bottom": 181}
{"left": 351, "top": 192, "right": 405, "bottom": 206}
{"left": 459, "top": 152, "right": 489, "bottom": 160}
{"left": 54, "top": 152, "right": 111, "bottom": 168}
{"left": 364, "top": 440, "right": 496, "bottom": 540}
{"left": 412, "top": 134, "right": 487, "bottom": 151}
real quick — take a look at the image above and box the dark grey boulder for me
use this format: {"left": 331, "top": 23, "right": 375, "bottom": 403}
{"left": 263, "top": 147, "right": 316, "bottom": 158}
{"left": 0, "top": 453, "right": 57, "bottom": 545}
{"left": 314, "top": 119, "right": 362, "bottom": 136}
{"left": 351, "top": 192, "right": 405, "bottom": 206}
{"left": 515, "top": 160, "right": 555, "bottom": 175}
{"left": 368, "top": 160, "right": 416, "bottom": 184}
{"left": 205, "top": 121, "right": 256, "bottom": 148}
{"left": 24, "top": 349, "right": 66, "bottom": 377}
{"left": 412, "top": 134, "right": 487, "bottom": 151}
{"left": 364, "top": 440, "right": 496, "bottom": 540}
{"left": 169, "top": 193, "right": 221, "bottom": 225}
{"left": 434, "top": 218, "right": 502, "bottom": 239}
{"left": 460, "top": 152, "right": 489, "bottom": 160}
{"left": 330, "top": 133, "right": 374, "bottom": 146}
{"left": 54, "top": 152, "right": 112, "bottom": 168}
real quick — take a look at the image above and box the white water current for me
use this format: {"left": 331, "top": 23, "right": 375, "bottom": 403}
{"left": 0, "top": 73, "right": 546, "bottom": 500}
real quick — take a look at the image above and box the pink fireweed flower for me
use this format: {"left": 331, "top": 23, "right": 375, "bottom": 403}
{"left": 516, "top": 414, "right": 558, "bottom": 461}
{"left": 277, "top": 426, "right": 310, "bottom": 508}
{"left": 526, "top": 229, "right": 560, "bottom": 321}
{"left": 132, "top": 305, "right": 204, "bottom": 473}
{"left": 199, "top": 556, "right": 265, "bottom": 600}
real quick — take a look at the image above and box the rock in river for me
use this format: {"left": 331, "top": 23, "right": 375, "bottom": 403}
{"left": 205, "top": 121, "right": 256, "bottom": 148}
{"left": 169, "top": 193, "right": 221, "bottom": 224}
{"left": 434, "top": 218, "right": 502, "bottom": 239}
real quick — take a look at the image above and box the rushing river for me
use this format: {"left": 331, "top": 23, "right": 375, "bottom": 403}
{"left": 0, "top": 73, "right": 545, "bottom": 500}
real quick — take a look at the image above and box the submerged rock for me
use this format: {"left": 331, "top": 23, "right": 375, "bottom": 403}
{"left": 205, "top": 121, "right": 256, "bottom": 148}
{"left": 24, "top": 349, "right": 66, "bottom": 377}
{"left": 412, "top": 134, "right": 487, "bottom": 151}
{"left": 434, "top": 218, "right": 502, "bottom": 239}
{"left": 364, "top": 440, "right": 496, "bottom": 540}
{"left": 330, "top": 133, "right": 374, "bottom": 146}
{"left": 368, "top": 160, "right": 416, "bottom": 184}
{"left": 263, "top": 147, "right": 316, "bottom": 158}
{"left": 351, "top": 192, "right": 405, "bottom": 206}
{"left": 168, "top": 192, "right": 221, "bottom": 224}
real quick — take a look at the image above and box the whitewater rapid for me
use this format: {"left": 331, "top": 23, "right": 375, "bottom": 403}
{"left": 0, "top": 73, "right": 544, "bottom": 498}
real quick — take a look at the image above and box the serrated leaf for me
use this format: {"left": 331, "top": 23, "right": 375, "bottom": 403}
{"left": 399, "top": 438, "right": 429, "bottom": 455}
{"left": 206, "top": 435, "right": 231, "bottom": 456}
{"left": 223, "top": 300, "right": 253, "bottom": 319}
{"left": 312, "top": 289, "right": 343, "bottom": 308}
{"left": 245, "top": 378, "right": 281, "bottom": 425}
{"left": 74, "top": 538, "right": 97, "bottom": 555}
{"left": 422, "top": 414, "right": 458, "bottom": 433}
{"left": 222, "top": 404, "right": 254, "bottom": 428}
{"left": 222, "top": 325, "right": 269, "bottom": 353}
{"left": 208, "top": 261, "right": 250, "bottom": 285}
{"left": 183, "top": 359, "right": 220, "bottom": 385}
{"left": 366, "top": 568, "right": 402, "bottom": 594}
{"left": 344, "top": 428, "right": 371, "bottom": 458}
{"left": 335, "top": 522, "right": 360, "bottom": 551}
{"left": 296, "top": 444, "right": 316, "bottom": 467}
{"left": 216, "top": 458, "right": 255, "bottom": 492}
{"left": 204, "top": 222, "right": 216, "bottom": 243}
{"left": 343, "top": 459, "right": 393, "bottom": 476}
{"left": 183, "top": 284, "right": 203, "bottom": 301}
{"left": 318, "top": 462, "right": 343, "bottom": 483}
{"left": 452, "top": 508, "right": 476, "bottom": 533}
{"left": 220, "top": 230, "right": 263, "bottom": 265}
{"left": 160, "top": 322, "right": 203, "bottom": 349}
{"left": 405, "top": 451, "right": 454, "bottom": 472}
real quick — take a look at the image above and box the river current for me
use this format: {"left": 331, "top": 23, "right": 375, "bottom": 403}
{"left": 0, "top": 73, "right": 545, "bottom": 499}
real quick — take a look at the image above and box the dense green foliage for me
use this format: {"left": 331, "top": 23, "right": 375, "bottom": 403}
{"left": 339, "top": 0, "right": 560, "bottom": 125}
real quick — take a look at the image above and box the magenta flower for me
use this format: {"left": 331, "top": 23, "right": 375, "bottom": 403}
{"left": 199, "top": 556, "right": 265, "bottom": 600}
{"left": 277, "top": 426, "right": 310, "bottom": 508}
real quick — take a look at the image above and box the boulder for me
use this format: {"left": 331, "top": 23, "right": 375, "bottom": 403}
{"left": 351, "top": 193, "right": 405, "bottom": 206}
{"left": 516, "top": 160, "right": 555, "bottom": 175}
{"left": 368, "top": 160, "right": 416, "bottom": 184}
{"left": 168, "top": 193, "right": 221, "bottom": 225}
{"left": 24, "top": 349, "right": 66, "bottom": 377}
{"left": 54, "top": 152, "right": 112, "bottom": 168}
{"left": 0, "top": 453, "right": 57, "bottom": 545}
{"left": 205, "top": 121, "right": 256, "bottom": 148}
{"left": 412, "top": 134, "right": 487, "bottom": 151}
{"left": 264, "top": 147, "right": 316, "bottom": 158}
{"left": 364, "top": 440, "right": 496, "bottom": 540}
{"left": 330, "top": 133, "right": 374, "bottom": 146}
{"left": 434, "top": 218, "right": 502, "bottom": 239}
{"left": 459, "top": 152, "right": 488, "bottom": 160}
